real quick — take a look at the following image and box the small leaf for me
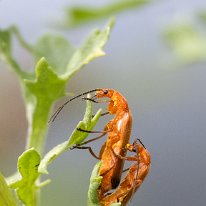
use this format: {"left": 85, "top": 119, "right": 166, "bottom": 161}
{"left": 67, "top": 101, "right": 102, "bottom": 146}
{"left": 64, "top": 0, "right": 149, "bottom": 27}
{"left": 33, "top": 34, "right": 75, "bottom": 74}
{"left": 18, "top": 149, "right": 40, "bottom": 182}
{"left": 25, "top": 58, "right": 66, "bottom": 101}
{"left": 31, "top": 19, "right": 114, "bottom": 81}
{"left": 63, "top": 18, "right": 115, "bottom": 79}
{"left": 10, "top": 148, "right": 41, "bottom": 206}
{"left": 0, "top": 173, "right": 20, "bottom": 206}
{"left": 87, "top": 161, "right": 102, "bottom": 206}
{"left": 38, "top": 95, "right": 102, "bottom": 174}
{"left": 164, "top": 24, "right": 206, "bottom": 63}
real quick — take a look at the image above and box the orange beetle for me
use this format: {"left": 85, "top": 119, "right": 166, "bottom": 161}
{"left": 100, "top": 139, "right": 151, "bottom": 206}
{"left": 49, "top": 88, "right": 133, "bottom": 197}
{"left": 93, "top": 89, "right": 133, "bottom": 198}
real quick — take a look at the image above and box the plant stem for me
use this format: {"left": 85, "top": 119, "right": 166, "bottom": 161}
{"left": 10, "top": 26, "right": 34, "bottom": 53}
{"left": 26, "top": 99, "right": 52, "bottom": 156}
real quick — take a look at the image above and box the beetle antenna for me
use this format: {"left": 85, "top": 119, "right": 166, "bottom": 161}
{"left": 136, "top": 138, "right": 146, "bottom": 148}
{"left": 49, "top": 88, "right": 100, "bottom": 123}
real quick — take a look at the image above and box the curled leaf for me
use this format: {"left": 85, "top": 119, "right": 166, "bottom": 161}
{"left": 38, "top": 94, "right": 102, "bottom": 174}
{"left": 87, "top": 161, "right": 102, "bottom": 206}
{"left": 10, "top": 148, "right": 41, "bottom": 206}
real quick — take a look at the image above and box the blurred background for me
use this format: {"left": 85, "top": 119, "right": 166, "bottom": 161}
{"left": 0, "top": 0, "right": 206, "bottom": 205}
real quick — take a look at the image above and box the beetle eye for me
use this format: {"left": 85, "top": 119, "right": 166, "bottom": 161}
{"left": 132, "top": 148, "right": 137, "bottom": 152}
{"left": 104, "top": 90, "right": 108, "bottom": 94}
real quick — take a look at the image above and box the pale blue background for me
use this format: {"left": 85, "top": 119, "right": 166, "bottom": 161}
{"left": 0, "top": 0, "right": 206, "bottom": 205}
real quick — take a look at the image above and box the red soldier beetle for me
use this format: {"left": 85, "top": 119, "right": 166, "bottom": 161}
{"left": 100, "top": 139, "right": 151, "bottom": 206}
{"left": 93, "top": 89, "right": 132, "bottom": 197}
{"left": 50, "top": 88, "right": 133, "bottom": 195}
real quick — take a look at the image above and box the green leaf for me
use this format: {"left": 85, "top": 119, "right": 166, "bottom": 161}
{"left": 164, "top": 24, "right": 206, "bottom": 63}
{"left": 24, "top": 58, "right": 67, "bottom": 154}
{"left": 63, "top": 18, "right": 115, "bottom": 79}
{"left": 32, "top": 18, "right": 114, "bottom": 79}
{"left": 10, "top": 148, "right": 41, "bottom": 206}
{"left": 67, "top": 95, "right": 102, "bottom": 146}
{"left": 0, "top": 173, "right": 20, "bottom": 206}
{"left": 33, "top": 34, "right": 74, "bottom": 75}
{"left": 25, "top": 58, "right": 66, "bottom": 101}
{"left": 0, "top": 28, "right": 30, "bottom": 79}
{"left": 87, "top": 161, "right": 102, "bottom": 206}
{"left": 64, "top": 0, "right": 150, "bottom": 27}
{"left": 38, "top": 94, "right": 102, "bottom": 174}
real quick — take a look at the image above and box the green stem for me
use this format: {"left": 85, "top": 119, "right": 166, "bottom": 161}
{"left": 25, "top": 98, "right": 52, "bottom": 206}
{"left": 5, "top": 55, "right": 32, "bottom": 80}
{"left": 26, "top": 99, "right": 52, "bottom": 155}
{"left": 10, "top": 26, "right": 34, "bottom": 53}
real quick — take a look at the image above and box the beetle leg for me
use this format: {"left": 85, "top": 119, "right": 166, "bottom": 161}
{"left": 70, "top": 146, "right": 100, "bottom": 160}
{"left": 74, "top": 131, "right": 109, "bottom": 146}
{"left": 111, "top": 147, "right": 138, "bottom": 162}
{"left": 92, "top": 111, "right": 110, "bottom": 118}
{"left": 82, "top": 97, "right": 110, "bottom": 103}
{"left": 76, "top": 128, "right": 109, "bottom": 134}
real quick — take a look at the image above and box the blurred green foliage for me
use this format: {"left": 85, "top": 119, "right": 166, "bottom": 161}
{"left": 164, "top": 9, "right": 206, "bottom": 63}
{"left": 63, "top": 0, "right": 150, "bottom": 27}
{"left": 199, "top": 10, "right": 206, "bottom": 24}
{"left": 164, "top": 24, "right": 206, "bottom": 63}
{"left": 0, "top": 173, "right": 20, "bottom": 206}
